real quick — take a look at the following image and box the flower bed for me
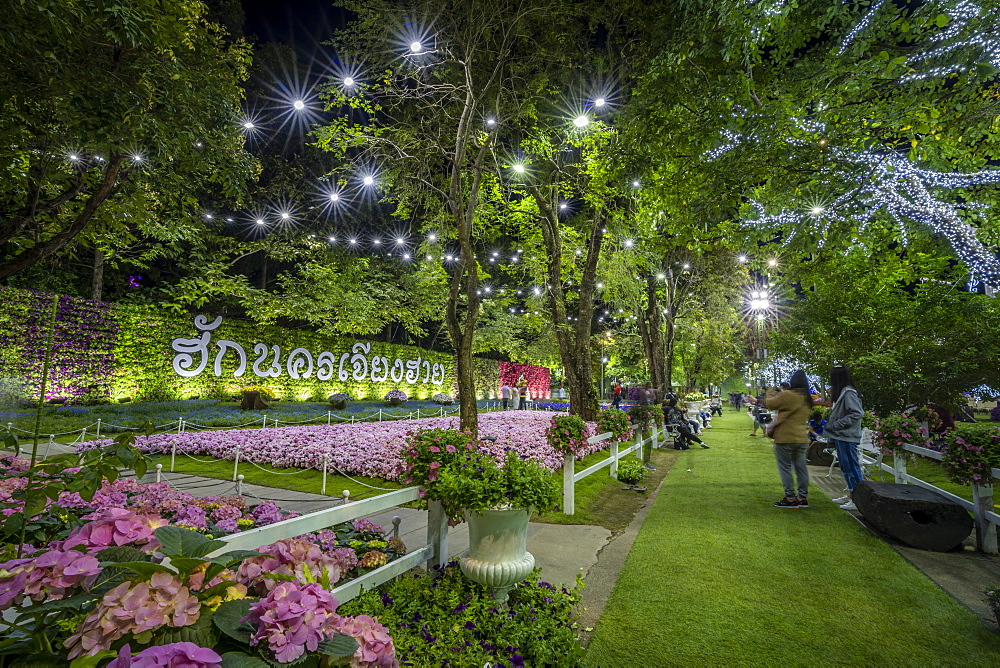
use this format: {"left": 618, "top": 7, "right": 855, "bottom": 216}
{"left": 92, "top": 411, "right": 604, "bottom": 478}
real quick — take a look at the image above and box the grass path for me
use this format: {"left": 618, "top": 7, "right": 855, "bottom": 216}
{"left": 585, "top": 411, "right": 1000, "bottom": 666}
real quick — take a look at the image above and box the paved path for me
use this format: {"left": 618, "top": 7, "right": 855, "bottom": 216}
{"left": 139, "top": 468, "right": 611, "bottom": 590}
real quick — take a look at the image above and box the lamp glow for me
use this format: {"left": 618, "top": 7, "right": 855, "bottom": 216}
{"left": 343, "top": 77, "right": 355, "bottom": 87}
{"left": 243, "top": 121, "right": 255, "bottom": 129}
{"left": 512, "top": 164, "right": 525, "bottom": 173}
{"left": 573, "top": 114, "right": 590, "bottom": 128}
{"left": 329, "top": 193, "right": 340, "bottom": 202}
{"left": 410, "top": 41, "right": 423, "bottom": 53}
{"left": 293, "top": 100, "right": 305, "bottom": 110}
{"left": 255, "top": 219, "right": 265, "bottom": 225}
{"left": 362, "top": 175, "right": 375, "bottom": 186}
{"left": 594, "top": 97, "right": 606, "bottom": 107}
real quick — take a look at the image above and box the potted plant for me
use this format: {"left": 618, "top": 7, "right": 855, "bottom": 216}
{"left": 328, "top": 392, "right": 350, "bottom": 410}
{"left": 595, "top": 408, "right": 634, "bottom": 443}
{"left": 385, "top": 389, "right": 407, "bottom": 406}
{"left": 616, "top": 457, "right": 647, "bottom": 492}
{"left": 432, "top": 392, "right": 454, "bottom": 406}
{"left": 545, "top": 414, "right": 589, "bottom": 457}
{"left": 402, "top": 429, "right": 558, "bottom": 602}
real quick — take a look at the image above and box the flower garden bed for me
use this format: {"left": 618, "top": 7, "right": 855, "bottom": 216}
{"left": 90, "top": 411, "right": 605, "bottom": 478}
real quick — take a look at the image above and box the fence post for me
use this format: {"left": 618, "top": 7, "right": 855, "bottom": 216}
{"left": 342, "top": 490, "right": 351, "bottom": 506}
{"left": 972, "top": 483, "right": 998, "bottom": 555}
{"left": 236, "top": 474, "right": 244, "bottom": 496}
{"left": 416, "top": 409, "right": 421, "bottom": 419}
{"left": 893, "top": 449, "right": 907, "bottom": 484}
{"left": 651, "top": 423, "right": 658, "bottom": 449}
{"left": 261, "top": 415, "right": 267, "bottom": 430}
{"left": 610, "top": 441, "right": 620, "bottom": 479}
{"left": 44, "top": 434, "right": 55, "bottom": 458}
{"left": 378, "top": 410, "right": 383, "bottom": 422}
{"left": 232, "top": 446, "right": 241, "bottom": 481}
{"left": 170, "top": 440, "right": 177, "bottom": 472}
{"left": 392, "top": 516, "right": 401, "bottom": 539}
{"left": 635, "top": 428, "right": 643, "bottom": 460}
{"left": 327, "top": 411, "right": 332, "bottom": 426}
{"left": 426, "top": 499, "right": 449, "bottom": 568}
{"left": 79, "top": 427, "right": 87, "bottom": 444}
{"left": 439, "top": 406, "right": 445, "bottom": 417}
{"left": 95, "top": 418, "right": 101, "bottom": 440}
{"left": 321, "top": 455, "right": 329, "bottom": 495}
{"left": 155, "top": 463, "right": 162, "bottom": 483}
{"left": 563, "top": 453, "right": 575, "bottom": 516}
{"left": 178, "top": 418, "right": 185, "bottom": 435}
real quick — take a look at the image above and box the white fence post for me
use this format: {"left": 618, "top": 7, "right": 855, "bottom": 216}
{"left": 610, "top": 441, "right": 619, "bottom": 479}
{"left": 79, "top": 427, "right": 87, "bottom": 444}
{"left": 893, "top": 450, "right": 907, "bottom": 484}
{"left": 232, "top": 445, "right": 241, "bottom": 481}
{"left": 178, "top": 418, "right": 186, "bottom": 434}
{"left": 635, "top": 428, "right": 643, "bottom": 460}
{"left": 95, "top": 418, "right": 101, "bottom": 440}
{"left": 236, "top": 474, "right": 244, "bottom": 495}
{"left": 327, "top": 411, "right": 332, "bottom": 426}
{"left": 972, "top": 483, "right": 998, "bottom": 555}
{"left": 321, "top": 455, "right": 329, "bottom": 495}
{"left": 563, "top": 453, "right": 575, "bottom": 516}
{"left": 155, "top": 463, "right": 162, "bottom": 483}
{"left": 416, "top": 409, "right": 421, "bottom": 419}
{"left": 170, "top": 440, "right": 177, "bottom": 472}
{"left": 439, "top": 406, "right": 445, "bottom": 417}
{"left": 342, "top": 490, "right": 351, "bottom": 505}
{"left": 426, "top": 499, "right": 449, "bottom": 568}
{"left": 378, "top": 410, "right": 383, "bottom": 422}
{"left": 651, "top": 423, "right": 658, "bottom": 449}
{"left": 44, "top": 434, "right": 54, "bottom": 458}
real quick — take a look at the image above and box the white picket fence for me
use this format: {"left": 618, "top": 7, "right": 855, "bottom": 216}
{"left": 561, "top": 425, "right": 664, "bottom": 515}
{"left": 885, "top": 444, "right": 998, "bottom": 555}
{"left": 209, "top": 487, "right": 449, "bottom": 604}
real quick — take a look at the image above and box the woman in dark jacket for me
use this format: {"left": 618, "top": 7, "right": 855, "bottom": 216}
{"left": 765, "top": 370, "right": 813, "bottom": 509}
{"left": 663, "top": 398, "right": 709, "bottom": 450}
{"left": 826, "top": 365, "right": 865, "bottom": 511}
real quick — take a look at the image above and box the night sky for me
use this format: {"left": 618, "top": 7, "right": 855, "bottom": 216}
{"left": 241, "top": 0, "right": 348, "bottom": 50}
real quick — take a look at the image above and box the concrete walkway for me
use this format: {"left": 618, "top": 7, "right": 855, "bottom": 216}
{"left": 139, "top": 468, "right": 611, "bottom": 591}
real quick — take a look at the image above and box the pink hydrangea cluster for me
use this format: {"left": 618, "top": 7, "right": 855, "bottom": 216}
{"left": 65, "top": 572, "right": 201, "bottom": 658}
{"left": 107, "top": 642, "right": 223, "bottom": 668}
{"left": 0, "top": 548, "right": 101, "bottom": 609}
{"left": 251, "top": 501, "right": 285, "bottom": 526}
{"left": 328, "top": 614, "right": 398, "bottom": 668}
{"left": 61, "top": 508, "right": 168, "bottom": 552}
{"left": 243, "top": 581, "right": 342, "bottom": 664}
{"left": 236, "top": 538, "right": 358, "bottom": 595}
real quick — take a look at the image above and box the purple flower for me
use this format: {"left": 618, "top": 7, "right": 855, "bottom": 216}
{"left": 108, "top": 642, "right": 223, "bottom": 667}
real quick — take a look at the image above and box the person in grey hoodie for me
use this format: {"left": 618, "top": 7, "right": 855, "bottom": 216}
{"left": 825, "top": 365, "right": 865, "bottom": 511}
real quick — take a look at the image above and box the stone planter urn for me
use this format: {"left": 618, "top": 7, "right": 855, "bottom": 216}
{"left": 387, "top": 398, "right": 403, "bottom": 407}
{"left": 459, "top": 508, "right": 535, "bottom": 603}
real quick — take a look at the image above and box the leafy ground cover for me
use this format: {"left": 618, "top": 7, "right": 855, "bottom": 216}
{"left": 586, "top": 412, "right": 1000, "bottom": 665}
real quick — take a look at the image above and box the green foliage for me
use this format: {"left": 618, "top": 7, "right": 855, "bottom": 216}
{"left": 235, "top": 386, "right": 275, "bottom": 401}
{"left": 628, "top": 405, "right": 656, "bottom": 431}
{"left": 338, "top": 563, "right": 585, "bottom": 667}
{"left": 615, "top": 457, "right": 647, "bottom": 486}
{"left": 595, "top": 409, "right": 633, "bottom": 442}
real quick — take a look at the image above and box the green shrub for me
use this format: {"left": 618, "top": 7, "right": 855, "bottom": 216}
{"left": 338, "top": 563, "right": 585, "bottom": 667}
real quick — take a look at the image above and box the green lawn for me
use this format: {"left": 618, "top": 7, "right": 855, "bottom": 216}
{"left": 585, "top": 411, "right": 1000, "bottom": 666}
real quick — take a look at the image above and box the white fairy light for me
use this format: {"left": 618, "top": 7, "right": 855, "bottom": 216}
{"left": 293, "top": 100, "right": 305, "bottom": 110}
{"left": 594, "top": 97, "right": 606, "bottom": 107}
{"left": 343, "top": 77, "right": 355, "bottom": 87}
{"left": 410, "top": 41, "right": 424, "bottom": 53}
{"left": 256, "top": 219, "right": 265, "bottom": 225}
{"left": 243, "top": 121, "right": 255, "bottom": 129}
{"left": 362, "top": 175, "right": 375, "bottom": 186}
{"left": 573, "top": 114, "right": 590, "bottom": 128}
{"left": 329, "top": 193, "right": 341, "bottom": 202}
{"left": 512, "top": 164, "right": 526, "bottom": 174}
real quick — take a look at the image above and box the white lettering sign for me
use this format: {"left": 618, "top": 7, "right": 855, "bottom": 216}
{"left": 170, "top": 317, "right": 446, "bottom": 386}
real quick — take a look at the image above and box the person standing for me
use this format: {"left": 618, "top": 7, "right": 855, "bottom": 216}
{"left": 500, "top": 383, "right": 511, "bottom": 410}
{"left": 611, "top": 382, "right": 623, "bottom": 409}
{"left": 511, "top": 382, "right": 521, "bottom": 410}
{"left": 515, "top": 375, "right": 529, "bottom": 409}
{"left": 825, "top": 365, "right": 864, "bottom": 511}
{"left": 766, "top": 370, "right": 813, "bottom": 508}
{"left": 748, "top": 390, "right": 769, "bottom": 437}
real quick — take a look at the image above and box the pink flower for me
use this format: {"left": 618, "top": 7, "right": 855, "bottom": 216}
{"left": 329, "top": 614, "right": 399, "bottom": 667}
{"left": 243, "top": 582, "right": 342, "bottom": 663}
{"left": 108, "top": 642, "right": 223, "bottom": 667}
{"left": 428, "top": 446, "right": 440, "bottom": 453}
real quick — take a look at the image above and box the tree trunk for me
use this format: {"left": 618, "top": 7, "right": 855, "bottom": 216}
{"left": 259, "top": 253, "right": 268, "bottom": 289}
{"left": 90, "top": 247, "right": 105, "bottom": 301}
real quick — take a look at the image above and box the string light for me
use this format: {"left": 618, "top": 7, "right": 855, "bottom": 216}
{"left": 573, "top": 114, "right": 590, "bottom": 128}
{"left": 293, "top": 100, "right": 305, "bottom": 110}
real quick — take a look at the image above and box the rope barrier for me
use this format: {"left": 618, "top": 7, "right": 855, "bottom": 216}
{"left": 245, "top": 459, "right": 313, "bottom": 476}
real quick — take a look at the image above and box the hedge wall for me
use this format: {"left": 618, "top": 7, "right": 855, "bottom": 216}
{"left": 0, "top": 287, "right": 553, "bottom": 404}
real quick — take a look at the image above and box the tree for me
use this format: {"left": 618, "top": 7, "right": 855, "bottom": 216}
{"left": 318, "top": 0, "right": 573, "bottom": 432}
{"left": 0, "top": 0, "right": 257, "bottom": 282}
{"left": 769, "top": 243, "right": 1000, "bottom": 413}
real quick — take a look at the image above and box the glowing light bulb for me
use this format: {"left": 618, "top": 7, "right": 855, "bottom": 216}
{"left": 255, "top": 219, "right": 265, "bottom": 225}
{"left": 362, "top": 175, "right": 375, "bottom": 186}
{"left": 293, "top": 100, "right": 305, "bottom": 110}
{"left": 738, "top": 254, "right": 748, "bottom": 263}
{"left": 343, "top": 77, "right": 355, "bottom": 87}
{"left": 683, "top": 263, "right": 690, "bottom": 270}
{"left": 396, "top": 237, "right": 405, "bottom": 244}
{"left": 631, "top": 180, "right": 640, "bottom": 188}
{"left": 204, "top": 214, "right": 213, "bottom": 220}
{"left": 594, "top": 97, "right": 606, "bottom": 107}
{"left": 328, "top": 236, "right": 336, "bottom": 242}
{"left": 68, "top": 154, "right": 79, "bottom": 161}
{"left": 810, "top": 206, "right": 825, "bottom": 215}
{"left": 329, "top": 193, "right": 340, "bottom": 202}
{"left": 131, "top": 154, "right": 143, "bottom": 163}
{"left": 573, "top": 114, "right": 590, "bottom": 128}
{"left": 624, "top": 239, "right": 634, "bottom": 248}
{"left": 403, "top": 253, "right": 410, "bottom": 260}
{"left": 512, "top": 164, "right": 525, "bottom": 174}
{"left": 657, "top": 273, "right": 665, "bottom": 279}
{"left": 280, "top": 212, "right": 291, "bottom": 220}
{"left": 349, "top": 238, "right": 357, "bottom": 245}
{"left": 243, "top": 121, "right": 255, "bottom": 129}
{"left": 410, "top": 41, "right": 423, "bottom": 53}
{"left": 428, "top": 234, "right": 437, "bottom": 241}
{"left": 486, "top": 117, "right": 496, "bottom": 126}
{"left": 559, "top": 202, "right": 568, "bottom": 210}
{"left": 768, "top": 259, "right": 778, "bottom": 267}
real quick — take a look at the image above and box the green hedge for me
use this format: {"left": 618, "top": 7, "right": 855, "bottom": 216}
{"left": 0, "top": 287, "right": 456, "bottom": 403}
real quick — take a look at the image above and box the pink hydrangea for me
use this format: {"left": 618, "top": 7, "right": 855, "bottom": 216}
{"left": 65, "top": 572, "right": 201, "bottom": 658}
{"left": 329, "top": 614, "right": 398, "bottom": 668}
{"left": 61, "top": 508, "right": 168, "bottom": 552}
{"left": 0, "top": 548, "right": 103, "bottom": 610}
{"left": 243, "top": 581, "right": 341, "bottom": 664}
{"left": 107, "top": 642, "right": 223, "bottom": 668}
{"left": 210, "top": 504, "right": 243, "bottom": 522}
{"left": 237, "top": 538, "right": 354, "bottom": 595}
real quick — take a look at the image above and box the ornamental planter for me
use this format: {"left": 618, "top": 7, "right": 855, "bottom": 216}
{"left": 459, "top": 508, "right": 535, "bottom": 603}
{"left": 387, "top": 398, "right": 403, "bottom": 406}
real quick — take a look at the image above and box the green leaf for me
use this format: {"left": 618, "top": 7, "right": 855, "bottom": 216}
{"left": 935, "top": 13, "right": 950, "bottom": 27}
{"left": 213, "top": 599, "right": 257, "bottom": 643}
{"left": 152, "top": 607, "right": 218, "bottom": 648}
{"left": 206, "top": 550, "right": 265, "bottom": 567}
{"left": 110, "top": 561, "right": 176, "bottom": 577}
{"left": 220, "top": 653, "right": 271, "bottom": 668}
{"left": 69, "top": 650, "right": 120, "bottom": 667}
{"left": 155, "top": 526, "right": 227, "bottom": 558}
{"left": 96, "top": 546, "right": 148, "bottom": 564}
{"left": 316, "top": 633, "right": 359, "bottom": 658}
